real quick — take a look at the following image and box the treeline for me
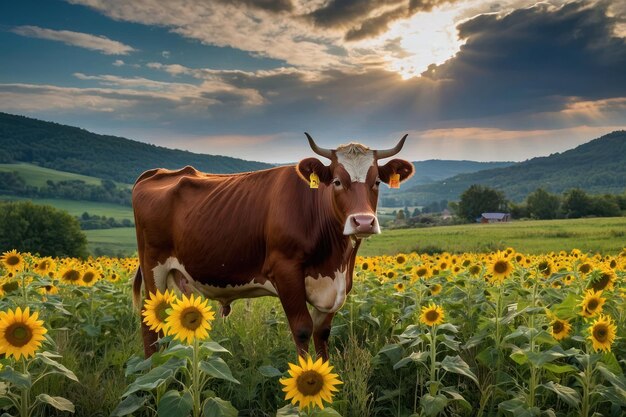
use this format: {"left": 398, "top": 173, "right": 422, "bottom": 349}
{"left": 455, "top": 184, "right": 626, "bottom": 222}
{"left": 78, "top": 212, "right": 134, "bottom": 230}
{"left": 0, "top": 171, "right": 132, "bottom": 206}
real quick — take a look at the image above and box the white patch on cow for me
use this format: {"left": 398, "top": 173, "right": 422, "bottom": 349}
{"left": 191, "top": 279, "right": 278, "bottom": 305}
{"left": 336, "top": 144, "right": 374, "bottom": 183}
{"left": 305, "top": 269, "right": 347, "bottom": 313}
{"left": 152, "top": 257, "right": 277, "bottom": 304}
{"left": 343, "top": 212, "right": 381, "bottom": 235}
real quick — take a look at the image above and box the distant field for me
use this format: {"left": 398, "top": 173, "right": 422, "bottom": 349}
{"left": 85, "top": 228, "right": 137, "bottom": 255}
{"left": 0, "top": 162, "right": 131, "bottom": 188}
{"left": 0, "top": 195, "right": 134, "bottom": 220}
{"left": 360, "top": 217, "right": 626, "bottom": 256}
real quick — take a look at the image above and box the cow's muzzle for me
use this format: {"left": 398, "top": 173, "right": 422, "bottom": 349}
{"left": 343, "top": 213, "right": 381, "bottom": 237}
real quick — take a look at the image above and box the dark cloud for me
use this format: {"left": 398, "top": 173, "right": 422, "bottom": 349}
{"left": 309, "top": 0, "right": 455, "bottom": 41}
{"left": 422, "top": 1, "right": 626, "bottom": 120}
{"left": 216, "top": 0, "right": 293, "bottom": 13}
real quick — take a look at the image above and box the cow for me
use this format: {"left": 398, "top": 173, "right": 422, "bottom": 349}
{"left": 132, "top": 133, "right": 414, "bottom": 359}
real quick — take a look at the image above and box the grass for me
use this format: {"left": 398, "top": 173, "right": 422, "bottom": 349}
{"left": 0, "top": 195, "right": 134, "bottom": 220}
{"left": 85, "top": 228, "right": 137, "bottom": 255}
{"left": 0, "top": 162, "right": 131, "bottom": 188}
{"left": 360, "top": 217, "right": 626, "bottom": 256}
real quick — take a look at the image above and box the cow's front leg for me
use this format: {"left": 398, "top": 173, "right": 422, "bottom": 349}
{"left": 268, "top": 257, "right": 312, "bottom": 357}
{"left": 312, "top": 309, "right": 335, "bottom": 361}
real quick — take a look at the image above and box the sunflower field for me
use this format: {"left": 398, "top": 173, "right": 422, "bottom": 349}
{"left": 0, "top": 248, "right": 625, "bottom": 417}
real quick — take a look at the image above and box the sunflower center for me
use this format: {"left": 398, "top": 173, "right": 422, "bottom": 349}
{"left": 83, "top": 272, "right": 95, "bottom": 283}
{"left": 552, "top": 321, "right": 564, "bottom": 333}
{"left": 591, "top": 275, "right": 610, "bottom": 291}
{"left": 64, "top": 270, "right": 81, "bottom": 281}
{"left": 587, "top": 299, "right": 599, "bottom": 310}
{"left": 593, "top": 324, "right": 608, "bottom": 342}
{"left": 417, "top": 268, "right": 427, "bottom": 277}
{"left": 425, "top": 310, "right": 440, "bottom": 322}
{"left": 296, "top": 370, "right": 324, "bottom": 396}
{"left": 494, "top": 261, "right": 509, "bottom": 274}
{"left": 6, "top": 323, "right": 33, "bottom": 347}
{"left": 6, "top": 255, "right": 20, "bottom": 266}
{"left": 155, "top": 302, "right": 171, "bottom": 322}
{"left": 579, "top": 264, "right": 591, "bottom": 274}
{"left": 180, "top": 307, "right": 203, "bottom": 330}
{"left": 39, "top": 260, "right": 50, "bottom": 271}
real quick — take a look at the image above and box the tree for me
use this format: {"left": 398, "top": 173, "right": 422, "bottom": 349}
{"left": 526, "top": 188, "right": 560, "bottom": 219}
{"left": 562, "top": 188, "right": 593, "bottom": 218}
{"left": 458, "top": 184, "right": 508, "bottom": 222}
{"left": 0, "top": 201, "right": 88, "bottom": 257}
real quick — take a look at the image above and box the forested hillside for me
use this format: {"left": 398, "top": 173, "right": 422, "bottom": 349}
{"left": 1, "top": 112, "right": 273, "bottom": 183}
{"left": 408, "top": 131, "right": 626, "bottom": 202}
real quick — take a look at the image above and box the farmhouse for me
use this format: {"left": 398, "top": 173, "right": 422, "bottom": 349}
{"left": 479, "top": 212, "right": 511, "bottom": 223}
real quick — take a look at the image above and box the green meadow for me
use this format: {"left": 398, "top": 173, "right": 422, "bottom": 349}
{"left": 0, "top": 162, "right": 131, "bottom": 188}
{"left": 360, "top": 217, "right": 626, "bottom": 256}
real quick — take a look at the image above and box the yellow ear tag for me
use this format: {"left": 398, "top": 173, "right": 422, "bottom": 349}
{"left": 389, "top": 173, "right": 400, "bottom": 189}
{"left": 309, "top": 172, "right": 319, "bottom": 189}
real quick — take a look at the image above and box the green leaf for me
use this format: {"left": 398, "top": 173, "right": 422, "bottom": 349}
{"left": 510, "top": 348, "right": 528, "bottom": 366}
{"left": 437, "top": 323, "right": 458, "bottom": 333}
{"left": 394, "top": 351, "right": 429, "bottom": 370}
{"left": 276, "top": 404, "right": 300, "bottom": 417}
{"left": 37, "top": 353, "right": 79, "bottom": 382}
{"left": 199, "top": 357, "right": 240, "bottom": 384}
{"left": 440, "top": 355, "right": 478, "bottom": 386}
{"left": 157, "top": 390, "right": 192, "bottom": 417}
{"left": 526, "top": 348, "right": 566, "bottom": 367}
{"left": 202, "top": 397, "right": 238, "bottom": 417}
{"left": 377, "top": 344, "right": 403, "bottom": 365}
{"left": 596, "top": 364, "right": 626, "bottom": 391}
{"left": 540, "top": 381, "right": 581, "bottom": 408}
{"left": 81, "top": 323, "right": 101, "bottom": 337}
{"left": 310, "top": 407, "right": 342, "bottom": 417}
{"left": 420, "top": 393, "right": 448, "bottom": 416}
{"left": 0, "top": 366, "right": 31, "bottom": 389}
{"left": 36, "top": 394, "right": 75, "bottom": 413}
{"left": 122, "top": 367, "right": 174, "bottom": 397}
{"left": 258, "top": 365, "right": 283, "bottom": 378}
{"left": 111, "top": 394, "right": 147, "bottom": 416}
{"left": 541, "top": 363, "right": 576, "bottom": 374}
{"left": 201, "top": 341, "right": 231, "bottom": 354}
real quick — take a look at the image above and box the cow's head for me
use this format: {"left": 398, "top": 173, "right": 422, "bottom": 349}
{"left": 297, "top": 133, "right": 414, "bottom": 239}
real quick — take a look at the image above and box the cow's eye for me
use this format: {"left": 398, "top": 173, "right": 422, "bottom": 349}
{"left": 374, "top": 179, "right": 381, "bottom": 188}
{"left": 333, "top": 179, "right": 342, "bottom": 187}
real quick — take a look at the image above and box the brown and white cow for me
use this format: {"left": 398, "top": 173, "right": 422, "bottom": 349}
{"left": 132, "top": 134, "right": 414, "bottom": 359}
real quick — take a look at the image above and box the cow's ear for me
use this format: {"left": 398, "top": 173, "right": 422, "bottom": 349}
{"left": 296, "top": 157, "right": 332, "bottom": 185}
{"left": 378, "top": 159, "right": 414, "bottom": 184}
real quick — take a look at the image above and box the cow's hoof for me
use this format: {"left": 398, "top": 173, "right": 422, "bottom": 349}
{"left": 221, "top": 304, "right": 231, "bottom": 317}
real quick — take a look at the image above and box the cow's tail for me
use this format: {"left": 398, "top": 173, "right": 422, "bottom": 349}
{"left": 132, "top": 266, "right": 143, "bottom": 311}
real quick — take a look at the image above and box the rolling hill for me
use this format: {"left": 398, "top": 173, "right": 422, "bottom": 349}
{"left": 1, "top": 112, "right": 273, "bottom": 183}
{"left": 408, "top": 130, "right": 626, "bottom": 203}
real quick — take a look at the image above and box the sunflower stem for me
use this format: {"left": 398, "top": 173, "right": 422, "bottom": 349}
{"left": 20, "top": 358, "right": 30, "bottom": 417}
{"left": 428, "top": 325, "right": 438, "bottom": 396}
{"left": 192, "top": 337, "right": 201, "bottom": 417}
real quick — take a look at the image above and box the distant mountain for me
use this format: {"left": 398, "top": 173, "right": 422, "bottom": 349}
{"left": 408, "top": 131, "right": 626, "bottom": 203}
{"left": 380, "top": 159, "right": 514, "bottom": 194}
{"left": 1, "top": 112, "right": 273, "bottom": 183}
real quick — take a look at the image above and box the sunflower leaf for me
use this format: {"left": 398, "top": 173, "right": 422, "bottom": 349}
{"left": 201, "top": 341, "right": 231, "bottom": 354}
{"left": 440, "top": 355, "right": 479, "bottom": 386}
{"left": 0, "top": 365, "right": 31, "bottom": 389}
{"left": 258, "top": 365, "right": 282, "bottom": 378}
{"left": 202, "top": 397, "right": 238, "bottom": 417}
{"left": 36, "top": 394, "right": 75, "bottom": 413}
{"left": 111, "top": 394, "right": 147, "bottom": 416}
{"left": 420, "top": 393, "right": 448, "bottom": 416}
{"left": 157, "top": 390, "right": 192, "bottom": 417}
{"left": 36, "top": 353, "right": 79, "bottom": 382}
{"left": 199, "top": 357, "right": 240, "bottom": 384}
{"left": 539, "top": 381, "right": 581, "bottom": 408}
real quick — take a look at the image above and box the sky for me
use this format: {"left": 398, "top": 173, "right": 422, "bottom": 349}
{"left": 1, "top": 0, "right": 625, "bottom": 163}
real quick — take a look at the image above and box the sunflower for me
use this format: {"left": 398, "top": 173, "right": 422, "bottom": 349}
{"left": 414, "top": 265, "right": 431, "bottom": 279}
{"left": 536, "top": 259, "right": 553, "bottom": 278}
{"left": 468, "top": 264, "right": 482, "bottom": 276}
{"left": 393, "top": 282, "right": 405, "bottom": 292}
{"left": 59, "top": 264, "right": 82, "bottom": 285}
{"left": 143, "top": 289, "right": 178, "bottom": 333}
{"left": 166, "top": 293, "right": 215, "bottom": 344}
{"left": 588, "top": 314, "right": 617, "bottom": 352}
{"left": 577, "top": 262, "right": 593, "bottom": 275}
{"left": 580, "top": 289, "right": 606, "bottom": 318}
{"left": 550, "top": 317, "right": 572, "bottom": 341}
{"left": 429, "top": 283, "right": 442, "bottom": 296}
{"left": 396, "top": 255, "right": 406, "bottom": 264}
{"left": 1, "top": 250, "right": 25, "bottom": 274}
{"left": 280, "top": 355, "right": 342, "bottom": 410}
{"left": 0, "top": 307, "right": 48, "bottom": 360}
{"left": 33, "top": 257, "right": 56, "bottom": 277}
{"left": 488, "top": 253, "right": 513, "bottom": 283}
{"left": 80, "top": 267, "right": 100, "bottom": 286}
{"left": 588, "top": 269, "right": 616, "bottom": 292}
{"left": 38, "top": 284, "right": 59, "bottom": 296}
{"left": 420, "top": 303, "right": 445, "bottom": 326}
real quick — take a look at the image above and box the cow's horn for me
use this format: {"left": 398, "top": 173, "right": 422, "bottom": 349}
{"left": 305, "top": 132, "right": 333, "bottom": 159}
{"left": 375, "top": 134, "right": 408, "bottom": 159}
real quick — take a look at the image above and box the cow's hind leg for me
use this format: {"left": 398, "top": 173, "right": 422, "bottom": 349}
{"left": 312, "top": 309, "right": 335, "bottom": 361}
